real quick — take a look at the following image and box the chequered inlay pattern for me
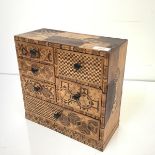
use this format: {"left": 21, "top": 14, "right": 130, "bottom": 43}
{"left": 25, "top": 95, "right": 99, "bottom": 140}
{"left": 24, "top": 96, "right": 62, "bottom": 121}
{"left": 56, "top": 49, "right": 104, "bottom": 88}
{"left": 25, "top": 111, "right": 104, "bottom": 151}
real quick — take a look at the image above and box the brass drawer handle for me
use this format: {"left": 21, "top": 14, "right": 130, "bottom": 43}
{"left": 72, "top": 93, "right": 81, "bottom": 101}
{"left": 33, "top": 86, "right": 41, "bottom": 92}
{"left": 53, "top": 112, "right": 61, "bottom": 119}
{"left": 30, "top": 49, "right": 40, "bottom": 58}
{"left": 74, "top": 63, "right": 81, "bottom": 70}
{"left": 31, "top": 67, "right": 39, "bottom": 74}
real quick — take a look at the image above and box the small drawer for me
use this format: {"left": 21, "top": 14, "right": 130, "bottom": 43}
{"left": 15, "top": 41, "right": 54, "bottom": 64}
{"left": 56, "top": 78, "right": 105, "bottom": 119}
{"left": 21, "top": 77, "right": 55, "bottom": 103}
{"left": 18, "top": 59, "right": 55, "bottom": 83}
{"left": 55, "top": 49, "right": 104, "bottom": 89}
{"left": 24, "top": 95, "right": 100, "bottom": 140}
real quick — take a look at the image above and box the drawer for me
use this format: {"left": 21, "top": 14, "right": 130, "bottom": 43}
{"left": 15, "top": 41, "right": 54, "bottom": 64}
{"left": 24, "top": 95, "right": 100, "bottom": 140}
{"left": 21, "top": 77, "right": 55, "bottom": 103}
{"left": 56, "top": 79, "right": 105, "bottom": 119}
{"left": 18, "top": 59, "right": 55, "bottom": 83}
{"left": 55, "top": 49, "right": 104, "bottom": 89}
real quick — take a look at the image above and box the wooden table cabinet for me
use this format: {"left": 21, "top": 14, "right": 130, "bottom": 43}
{"left": 14, "top": 28, "right": 127, "bottom": 151}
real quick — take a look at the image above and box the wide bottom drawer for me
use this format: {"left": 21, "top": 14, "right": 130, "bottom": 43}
{"left": 24, "top": 95, "right": 100, "bottom": 140}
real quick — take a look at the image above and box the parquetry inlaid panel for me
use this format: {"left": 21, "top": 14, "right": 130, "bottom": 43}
{"left": 21, "top": 77, "right": 55, "bottom": 103}
{"left": 24, "top": 95, "right": 100, "bottom": 140}
{"left": 18, "top": 59, "right": 55, "bottom": 83}
{"left": 56, "top": 110, "right": 100, "bottom": 140}
{"left": 56, "top": 79, "right": 103, "bottom": 119}
{"left": 24, "top": 95, "right": 62, "bottom": 121}
{"left": 55, "top": 49, "right": 104, "bottom": 89}
{"left": 14, "top": 28, "right": 128, "bottom": 151}
{"left": 15, "top": 41, "right": 54, "bottom": 64}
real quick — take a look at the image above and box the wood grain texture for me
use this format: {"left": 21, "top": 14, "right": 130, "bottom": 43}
{"left": 103, "top": 41, "right": 128, "bottom": 144}
{"left": 18, "top": 59, "right": 55, "bottom": 84}
{"left": 56, "top": 78, "right": 104, "bottom": 119}
{"left": 55, "top": 49, "right": 105, "bottom": 89}
{"left": 15, "top": 28, "right": 126, "bottom": 50}
{"left": 21, "top": 77, "right": 56, "bottom": 103}
{"left": 15, "top": 41, "right": 54, "bottom": 64}
{"left": 14, "top": 28, "right": 127, "bottom": 151}
{"left": 24, "top": 95, "right": 100, "bottom": 141}
{"left": 104, "top": 41, "right": 127, "bottom": 125}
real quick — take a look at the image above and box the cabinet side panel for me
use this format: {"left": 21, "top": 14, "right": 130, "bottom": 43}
{"left": 104, "top": 41, "right": 128, "bottom": 127}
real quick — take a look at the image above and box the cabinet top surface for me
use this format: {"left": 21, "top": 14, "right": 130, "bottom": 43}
{"left": 15, "top": 28, "right": 127, "bottom": 52}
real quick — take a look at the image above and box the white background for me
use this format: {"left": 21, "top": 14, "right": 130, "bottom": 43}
{"left": 0, "top": 0, "right": 155, "bottom": 155}
{"left": 0, "top": 0, "right": 155, "bottom": 80}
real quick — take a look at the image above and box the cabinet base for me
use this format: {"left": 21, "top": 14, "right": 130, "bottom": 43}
{"left": 25, "top": 111, "right": 119, "bottom": 151}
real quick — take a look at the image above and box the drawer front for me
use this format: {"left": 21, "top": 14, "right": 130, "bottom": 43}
{"left": 15, "top": 41, "right": 54, "bottom": 64}
{"left": 55, "top": 49, "right": 104, "bottom": 89}
{"left": 56, "top": 79, "right": 104, "bottom": 119}
{"left": 21, "top": 77, "right": 55, "bottom": 103}
{"left": 24, "top": 95, "right": 100, "bottom": 140}
{"left": 18, "top": 59, "right": 55, "bottom": 83}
